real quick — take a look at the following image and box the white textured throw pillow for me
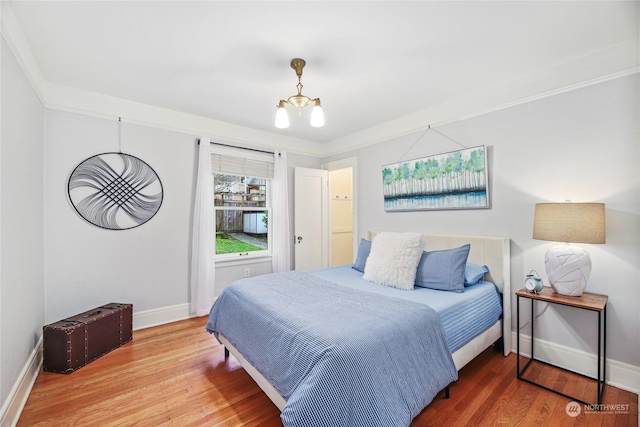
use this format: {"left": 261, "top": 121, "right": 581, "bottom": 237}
{"left": 363, "top": 232, "right": 425, "bottom": 290}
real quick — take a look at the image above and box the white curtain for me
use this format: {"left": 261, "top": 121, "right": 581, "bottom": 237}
{"left": 271, "top": 151, "right": 291, "bottom": 272}
{"left": 190, "top": 136, "right": 215, "bottom": 316}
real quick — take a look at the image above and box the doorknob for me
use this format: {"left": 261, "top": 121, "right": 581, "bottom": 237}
{"left": 296, "top": 236, "right": 303, "bottom": 243}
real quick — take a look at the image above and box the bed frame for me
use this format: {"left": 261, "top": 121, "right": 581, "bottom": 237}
{"left": 219, "top": 232, "right": 511, "bottom": 412}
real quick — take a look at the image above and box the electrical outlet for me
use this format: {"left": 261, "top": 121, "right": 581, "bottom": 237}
{"left": 244, "top": 268, "right": 250, "bottom": 277}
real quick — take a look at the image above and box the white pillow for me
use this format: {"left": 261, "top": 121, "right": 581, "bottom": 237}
{"left": 363, "top": 232, "right": 425, "bottom": 290}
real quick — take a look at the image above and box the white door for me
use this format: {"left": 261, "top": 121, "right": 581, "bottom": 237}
{"left": 294, "top": 167, "right": 328, "bottom": 270}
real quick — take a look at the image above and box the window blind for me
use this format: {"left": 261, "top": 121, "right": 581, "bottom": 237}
{"left": 210, "top": 145, "right": 274, "bottom": 179}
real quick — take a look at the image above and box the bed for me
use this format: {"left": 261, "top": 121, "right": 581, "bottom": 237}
{"left": 206, "top": 232, "right": 511, "bottom": 426}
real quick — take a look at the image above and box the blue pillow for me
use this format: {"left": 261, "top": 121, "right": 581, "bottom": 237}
{"left": 414, "top": 244, "right": 470, "bottom": 292}
{"left": 464, "top": 262, "right": 489, "bottom": 286}
{"left": 352, "top": 238, "right": 371, "bottom": 272}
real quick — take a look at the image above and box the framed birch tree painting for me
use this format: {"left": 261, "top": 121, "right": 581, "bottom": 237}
{"left": 382, "top": 145, "right": 489, "bottom": 211}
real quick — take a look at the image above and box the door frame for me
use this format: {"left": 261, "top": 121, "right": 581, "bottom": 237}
{"left": 321, "top": 157, "right": 358, "bottom": 263}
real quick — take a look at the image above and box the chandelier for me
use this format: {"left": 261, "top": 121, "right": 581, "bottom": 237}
{"left": 275, "top": 58, "right": 324, "bottom": 128}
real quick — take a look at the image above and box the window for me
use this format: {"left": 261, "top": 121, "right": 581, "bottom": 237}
{"left": 211, "top": 146, "right": 274, "bottom": 259}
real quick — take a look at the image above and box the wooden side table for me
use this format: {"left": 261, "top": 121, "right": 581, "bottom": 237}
{"left": 516, "top": 287, "right": 607, "bottom": 406}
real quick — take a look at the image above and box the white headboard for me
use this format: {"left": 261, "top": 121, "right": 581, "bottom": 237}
{"left": 367, "top": 231, "right": 512, "bottom": 355}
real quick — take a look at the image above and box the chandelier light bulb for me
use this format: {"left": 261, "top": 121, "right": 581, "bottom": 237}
{"left": 310, "top": 99, "right": 325, "bottom": 127}
{"left": 275, "top": 100, "right": 289, "bottom": 129}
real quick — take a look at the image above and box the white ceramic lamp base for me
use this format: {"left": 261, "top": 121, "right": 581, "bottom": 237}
{"left": 544, "top": 244, "right": 592, "bottom": 296}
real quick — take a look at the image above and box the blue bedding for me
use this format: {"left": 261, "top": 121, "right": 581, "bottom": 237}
{"left": 309, "top": 265, "right": 503, "bottom": 353}
{"left": 206, "top": 270, "right": 458, "bottom": 427}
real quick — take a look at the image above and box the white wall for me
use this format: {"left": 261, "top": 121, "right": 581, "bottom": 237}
{"left": 0, "top": 37, "right": 45, "bottom": 419}
{"left": 43, "top": 111, "right": 196, "bottom": 323}
{"left": 43, "top": 110, "right": 321, "bottom": 321}
{"left": 323, "top": 74, "right": 640, "bottom": 370}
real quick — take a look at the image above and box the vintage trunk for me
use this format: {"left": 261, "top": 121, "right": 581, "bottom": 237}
{"left": 43, "top": 303, "right": 133, "bottom": 374}
{"left": 100, "top": 303, "right": 133, "bottom": 344}
{"left": 42, "top": 320, "right": 87, "bottom": 374}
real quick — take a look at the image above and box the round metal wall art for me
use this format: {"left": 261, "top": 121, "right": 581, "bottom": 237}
{"left": 68, "top": 152, "right": 163, "bottom": 230}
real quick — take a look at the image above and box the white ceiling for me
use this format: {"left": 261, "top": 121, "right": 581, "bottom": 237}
{"left": 6, "top": 1, "right": 639, "bottom": 147}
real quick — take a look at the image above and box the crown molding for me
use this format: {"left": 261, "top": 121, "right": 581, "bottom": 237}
{"left": 321, "top": 38, "right": 639, "bottom": 157}
{"left": 1, "top": 2, "right": 47, "bottom": 105}
{"left": 44, "top": 82, "right": 324, "bottom": 157}
{"left": 3, "top": 2, "right": 637, "bottom": 160}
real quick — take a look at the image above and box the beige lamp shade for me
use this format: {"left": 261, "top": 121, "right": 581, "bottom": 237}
{"left": 533, "top": 203, "right": 606, "bottom": 244}
{"left": 532, "top": 202, "right": 605, "bottom": 296}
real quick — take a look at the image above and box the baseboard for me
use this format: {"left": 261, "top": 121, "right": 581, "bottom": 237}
{"left": 0, "top": 336, "right": 43, "bottom": 427}
{"left": 512, "top": 331, "right": 639, "bottom": 395}
{"left": 132, "top": 303, "right": 193, "bottom": 330}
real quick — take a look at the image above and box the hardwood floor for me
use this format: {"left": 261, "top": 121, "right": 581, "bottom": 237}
{"left": 18, "top": 317, "right": 637, "bottom": 427}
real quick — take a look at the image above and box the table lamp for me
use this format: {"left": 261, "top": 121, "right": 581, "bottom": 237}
{"left": 532, "top": 202, "right": 606, "bottom": 296}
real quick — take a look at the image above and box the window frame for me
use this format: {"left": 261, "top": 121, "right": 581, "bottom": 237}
{"left": 211, "top": 144, "right": 273, "bottom": 263}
